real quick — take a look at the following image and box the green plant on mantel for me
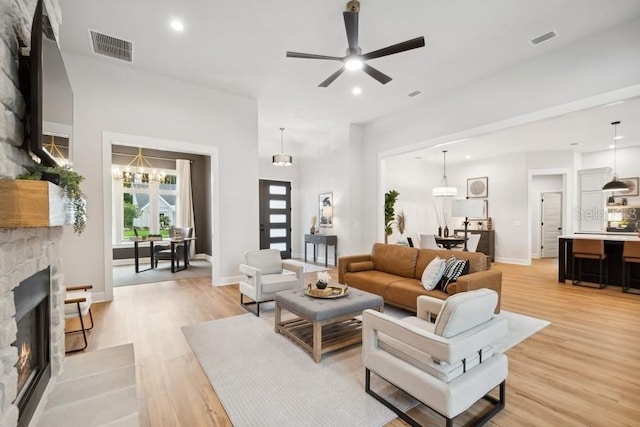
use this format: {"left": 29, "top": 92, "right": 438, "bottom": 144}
{"left": 384, "top": 189, "right": 399, "bottom": 243}
{"left": 18, "top": 164, "right": 87, "bottom": 234}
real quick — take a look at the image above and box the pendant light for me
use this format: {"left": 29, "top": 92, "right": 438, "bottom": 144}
{"left": 602, "top": 121, "right": 629, "bottom": 192}
{"left": 432, "top": 150, "right": 457, "bottom": 197}
{"left": 272, "top": 127, "right": 293, "bottom": 166}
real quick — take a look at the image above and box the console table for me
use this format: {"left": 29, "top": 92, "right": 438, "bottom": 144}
{"left": 454, "top": 229, "right": 495, "bottom": 261}
{"left": 304, "top": 234, "right": 338, "bottom": 267}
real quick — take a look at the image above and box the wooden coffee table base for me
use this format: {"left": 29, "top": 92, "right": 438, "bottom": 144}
{"left": 275, "top": 304, "right": 383, "bottom": 363}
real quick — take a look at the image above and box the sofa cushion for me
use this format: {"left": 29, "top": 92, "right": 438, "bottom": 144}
{"left": 347, "top": 261, "right": 375, "bottom": 272}
{"left": 245, "top": 249, "right": 282, "bottom": 275}
{"left": 371, "top": 243, "right": 418, "bottom": 278}
{"left": 434, "top": 289, "right": 498, "bottom": 338}
{"left": 343, "top": 270, "right": 403, "bottom": 300}
{"left": 438, "top": 258, "right": 470, "bottom": 292}
{"left": 386, "top": 279, "right": 449, "bottom": 310}
{"left": 421, "top": 256, "right": 446, "bottom": 290}
{"left": 414, "top": 248, "right": 486, "bottom": 279}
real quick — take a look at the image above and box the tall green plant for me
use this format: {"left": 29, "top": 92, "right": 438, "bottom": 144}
{"left": 384, "top": 189, "right": 399, "bottom": 243}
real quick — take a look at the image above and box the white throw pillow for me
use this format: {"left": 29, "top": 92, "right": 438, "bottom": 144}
{"left": 421, "top": 256, "right": 446, "bottom": 290}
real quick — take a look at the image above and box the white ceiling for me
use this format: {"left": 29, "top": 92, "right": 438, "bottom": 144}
{"left": 58, "top": 0, "right": 640, "bottom": 147}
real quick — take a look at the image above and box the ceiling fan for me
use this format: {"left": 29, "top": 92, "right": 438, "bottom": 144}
{"left": 286, "top": 0, "right": 425, "bottom": 88}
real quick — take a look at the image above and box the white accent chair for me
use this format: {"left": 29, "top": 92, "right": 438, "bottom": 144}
{"left": 239, "top": 249, "right": 304, "bottom": 316}
{"left": 64, "top": 285, "right": 94, "bottom": 353}
{"left": 452, "top": 233, "right": 481, "bottom": 252}
{"left": 362, "top": 289, "right": 508, "bottom": 427}
{"left": 419, "top": 233, "right": 441, "bottom": 249}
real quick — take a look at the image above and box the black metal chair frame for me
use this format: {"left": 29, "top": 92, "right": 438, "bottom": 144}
{"left": 65, "top": 298, "right": 94, "bottom": 353}
{"left": 365, "top": 368, "right": 505, "bottom": 427}
{"left": 239, "top": 294, "right": 270, "bottom": 317}
{"left": 622, "top": 258, "right": 640, "bottom": 294}
{"left": 572, "top": 254, "right": 608, "bottom": 289}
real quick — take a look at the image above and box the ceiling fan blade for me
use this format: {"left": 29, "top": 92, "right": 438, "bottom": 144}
{"left": 361, "top": 36, "right": 425, "bottom": 61}
{"left": 318, "top": 67, "right": 346, "bottom": 88}
{"left": 286, "top": 51, "right": 343, "bottom": 61}
{"left": 343, "top": 11, "right": 359, "bottom": 54}
{"left": 362, "top": 64, "right": 392, "bottom": 85}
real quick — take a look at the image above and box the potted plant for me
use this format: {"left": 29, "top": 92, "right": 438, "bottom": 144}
{"left": 384, "top": 189, "right": 399, "bottom": 243}
{"left": 18, "top": 164, "right": 87, "bottom": 234}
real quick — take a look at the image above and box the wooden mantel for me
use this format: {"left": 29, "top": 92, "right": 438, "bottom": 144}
{"left": 0, "top": 179, "right": 70, "bottom": 228}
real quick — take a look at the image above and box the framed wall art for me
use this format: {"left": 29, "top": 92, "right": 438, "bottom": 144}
{"left": 614, "top": 177, "right": 639, "bottom": 197}
{"left": 319, "top": 192, "right": 333, "bottom": 227}
{"left": 467, "top": 177, "right": 488, "bottom": 198}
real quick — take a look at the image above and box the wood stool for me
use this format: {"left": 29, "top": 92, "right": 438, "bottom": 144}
{"left": 572, "top": 239, "right": 608, "bottom": 289}
{"left": 622, "top": 241, "right": 640, "bottom": 294}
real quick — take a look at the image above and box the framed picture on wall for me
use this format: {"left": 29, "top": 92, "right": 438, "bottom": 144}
{"left": 319, "top": 192, "right": 333, "bottom": 227}
{"left": 467, "top": 177, "right": 488, "bottom": 198}
{"left": 614, "top": 177, "right": 639, "bottom": 197}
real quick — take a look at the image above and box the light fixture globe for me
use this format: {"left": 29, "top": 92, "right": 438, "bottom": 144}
{"left": 602, "top": 121, "right": 629, "bottom": 192}
{"left": 433, "top": 150, "right": 458, "bottom": 197}
{"left": 345, "top": 56, "right": 363, "bottom": 71}
{"left": 273, "top": 127, "right": 293, "bottom": 167}
{"left": 272, "top": 154, "right": 292, "bottom": 167}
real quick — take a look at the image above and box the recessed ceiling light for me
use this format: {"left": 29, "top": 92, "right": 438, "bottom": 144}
{"left": 609, "top": 144, "right": 615, "bottom": 149}
{"left": 613, "top": 135, "right": 624, "bottom": 140}
{"left": 570, "top": 142, "right": 579, "bottom": 146}
{"left": 170, "top": 20, "right": 184, "bottom": 32}
{"left": 408, "top": 90, "right": 421, "bottom": 98}
{"left": 413, "top": 156, "right": 423, "bottom": 160}
{"left": 465, "top": 155, "right": 471, "bottom": 159}
{"left": 352, "top": 86, "right": 362, "bottom": 95}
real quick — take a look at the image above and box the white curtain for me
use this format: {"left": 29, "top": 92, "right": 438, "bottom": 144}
{"left": 176, "top": 159, "right": 196, "bottom": 258}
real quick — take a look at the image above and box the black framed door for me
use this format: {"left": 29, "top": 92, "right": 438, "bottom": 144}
{"left": 259, "top": 180, "right": 292, "bottom": 259}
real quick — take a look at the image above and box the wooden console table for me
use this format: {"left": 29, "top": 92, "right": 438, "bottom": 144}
{"left": 304, "top": 234, "right": 338, "bottom": 267}
{"left": 454, "top": 229, "right": 495, "bottom": 261}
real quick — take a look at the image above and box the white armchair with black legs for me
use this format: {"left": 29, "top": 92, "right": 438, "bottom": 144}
{"left": 239, "top": 249, "right": 304, "bottom": 316}
{"left": 362, "top": 289, "right": 508, "bottom": 427}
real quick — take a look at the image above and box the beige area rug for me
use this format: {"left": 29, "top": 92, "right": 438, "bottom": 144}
{"left": 182, "top": 305, "right": 549, "bottom": 427}
{"left": 113, "top": 259, "right": 212, "bottom": 287}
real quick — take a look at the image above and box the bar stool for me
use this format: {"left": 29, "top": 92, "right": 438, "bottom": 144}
{"left": 622, "top": 241, "right": 640, "bottom": 294}
{"left": 572, "top": 239, "right": 608, "bottom": 288}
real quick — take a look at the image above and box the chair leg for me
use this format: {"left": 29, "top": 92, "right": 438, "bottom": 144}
{"left": 240, "top": 294, "right": 261, "bottom": 316}
{"left": 65, "top": 303, "right": 90, "bottom": 353}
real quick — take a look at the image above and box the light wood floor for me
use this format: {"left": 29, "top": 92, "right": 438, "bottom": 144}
{"left": 66, "top": 259, "right": 640, "bottom": 426}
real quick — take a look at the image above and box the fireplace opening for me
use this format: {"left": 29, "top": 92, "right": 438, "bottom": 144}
{"left": 13, "top": 267, "right": 51, "bottom": 427}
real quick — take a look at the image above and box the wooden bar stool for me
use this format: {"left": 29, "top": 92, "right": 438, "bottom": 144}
{"left": 622, "top": 241, "right": 640, "bottom": 294}
{"left": 572, "top": 239, "right": 608, "bottom": 289}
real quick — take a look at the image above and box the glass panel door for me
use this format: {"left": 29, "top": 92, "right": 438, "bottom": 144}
{"left": 259, "top": 180, "right": 292, "bottom": 258}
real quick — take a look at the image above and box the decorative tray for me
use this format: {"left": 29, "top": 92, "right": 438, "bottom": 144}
{"left": 305, "top": 284, "right": 349, "bottom": 299}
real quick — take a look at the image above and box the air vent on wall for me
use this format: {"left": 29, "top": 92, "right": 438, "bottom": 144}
{"left": 530, "top": 31, "right": 557, "bottom": 46}
{"left": 89, "top": 30, "right": 133, "bottom": 62}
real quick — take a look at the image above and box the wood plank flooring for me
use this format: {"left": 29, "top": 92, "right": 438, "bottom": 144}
{"left": 66, "top": 259, "right": 640, "bottom": 426}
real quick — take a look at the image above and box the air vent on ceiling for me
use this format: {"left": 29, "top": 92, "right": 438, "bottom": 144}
{"left": 530, "top": 31, "right": 557, "bottom": 46}
{"left": 89, "top": 30, "right": 133, "bottom": 62}
{"left": 408, "top": 90, "right": 422, "bottom": 98}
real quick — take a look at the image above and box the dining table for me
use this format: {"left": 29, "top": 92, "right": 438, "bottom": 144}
{"left": 435, "top": 236, "right": 465, "bottom": 249}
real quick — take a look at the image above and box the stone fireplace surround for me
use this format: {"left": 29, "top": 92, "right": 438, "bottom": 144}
{"left": 1, "top": 0, "right": 66, "bottom": 425}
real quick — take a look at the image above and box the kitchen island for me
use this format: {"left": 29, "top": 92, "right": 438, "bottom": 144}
{"left": 558, "top": 234, "right": 640, "bottom": 286}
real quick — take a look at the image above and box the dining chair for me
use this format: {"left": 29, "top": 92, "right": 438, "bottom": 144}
{"left": 419, "top": 233, "right": 440, "bottom": 249}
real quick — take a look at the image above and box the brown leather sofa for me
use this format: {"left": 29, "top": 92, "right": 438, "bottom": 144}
{"left": 338, "top": 243, "right": 502, "bottom": 313}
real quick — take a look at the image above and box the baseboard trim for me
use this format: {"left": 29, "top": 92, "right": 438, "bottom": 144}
{"left": 215, "top": 275, "right": 244, "bottom": 286}
{"left": 495, "top": 257, "right": 531, "bottom": 265}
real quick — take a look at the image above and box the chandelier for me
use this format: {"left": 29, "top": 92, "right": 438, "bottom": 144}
{"left": 432, "top": 150, "right": 457, "bottom": 197}
{"left": 272, "top": 127, "right": 293, "bottom": 166}
{"left": 112, "top": 147, "right": 165, "bottom": 183}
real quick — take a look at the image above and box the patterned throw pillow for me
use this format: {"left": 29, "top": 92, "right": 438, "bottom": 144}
{"left": 421, "top": 256, "right": 446, "bottom": 290}
{"left": 438, "top": 257, "right": 470, "bottom": 292}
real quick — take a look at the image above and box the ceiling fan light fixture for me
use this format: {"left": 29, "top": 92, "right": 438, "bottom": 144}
{"left": 345, "top": 57, "right": 363, "bottom": 71}
{"left": 602, "top": 121, "right": 629, "bottom": 192}
{"left": 273, "top": 127, "right": 293, "bottom": 167}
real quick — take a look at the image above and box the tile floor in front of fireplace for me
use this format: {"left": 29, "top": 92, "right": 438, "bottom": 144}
{"left": 34, "top": 344, "right": 139, "bottom": 427}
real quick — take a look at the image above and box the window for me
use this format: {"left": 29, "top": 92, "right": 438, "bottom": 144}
{"left": 112, "top": 171, "right": 177, "bottom": 244}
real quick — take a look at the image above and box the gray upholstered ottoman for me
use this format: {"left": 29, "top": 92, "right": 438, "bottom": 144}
{"left": 274, "top": 287, "right": 384, "bottom": 362}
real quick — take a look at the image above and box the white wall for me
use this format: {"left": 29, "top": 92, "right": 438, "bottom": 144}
{"left": 582, "top": 146, "right": 640, "bottom": 205}
{"left": 61, "top": 53, "right": 259, "bottom": 298}
{"left": 362, "top": 17, "right": 640, "bottom": 256}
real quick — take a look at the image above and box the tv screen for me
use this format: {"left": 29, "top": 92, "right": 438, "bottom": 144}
{"left": 19, "top": 0, "right": 58, "bottom": 167}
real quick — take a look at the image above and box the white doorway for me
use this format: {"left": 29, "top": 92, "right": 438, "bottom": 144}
{"left": 540, "top": 192, "right": 562, "bottom": 258}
